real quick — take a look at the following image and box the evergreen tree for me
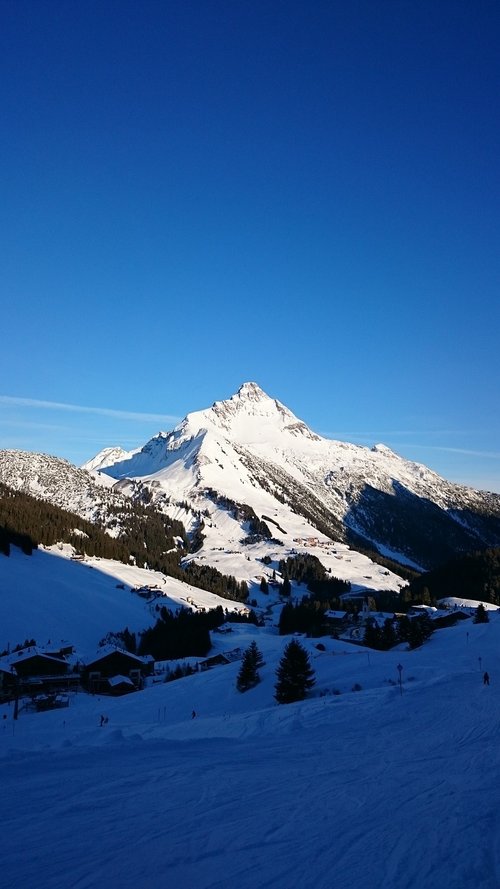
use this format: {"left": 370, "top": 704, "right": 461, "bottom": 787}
{"left": 236, "top": 641, "right": 264, "bottom": 692}
{"left": 397, "top": 613, "right": 433, "bottom": 649}
{"left": 381, "top": 618, "right": 397, "bottom": 649}
{"left": 274, "top": 639, "right": 315, "bottom": 704}
{"left": 260, "top": 576, "right": 269, "bottom": 594}
{"left": 363, "top": 619, "right": 383, "bottom": 649}
{"left": 248, "top": 640, "right": 264, "bottom": 670}
{"left": 281, "top": 575, "right": 291, "bottom": 597}
{"left": 237, "top": 649, "right": 258, "bottom": 691}
{"left": 474, "top": 602, "right": 489, "bottom": 624}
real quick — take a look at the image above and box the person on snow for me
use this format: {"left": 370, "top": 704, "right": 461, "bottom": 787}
{"left": 483, "top": 672, "right": 490, "bottom": 685}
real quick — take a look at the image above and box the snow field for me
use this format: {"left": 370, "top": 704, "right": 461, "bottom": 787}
{"left": 2, "top": 614, "right": 500, "bottom": 888}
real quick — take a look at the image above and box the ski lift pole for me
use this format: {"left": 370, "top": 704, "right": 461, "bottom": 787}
{"left": 397, "top": 663, "right": 403, "bottom": 697}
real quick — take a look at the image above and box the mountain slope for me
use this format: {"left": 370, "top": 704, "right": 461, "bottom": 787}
{"left": 0, "top": 544, "right": 251, "bottom": 652}
{"left": 0, "top": 450, "right": 133, "bottom": 528}
{"left": 85, "top": 382, "right": 500, "bottom": 570}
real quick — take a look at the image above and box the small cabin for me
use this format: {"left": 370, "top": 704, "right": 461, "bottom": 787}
{"left": 199, "top": 654, "right": 231, "bottom": 671}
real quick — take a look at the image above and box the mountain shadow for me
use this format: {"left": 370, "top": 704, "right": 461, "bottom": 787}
{"left": 344, "top": 480, "right": 500, "bottom": 571}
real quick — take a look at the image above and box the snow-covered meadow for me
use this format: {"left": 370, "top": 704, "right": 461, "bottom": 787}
{"left": 2, "top": 586, "right": 500, "bottom": 888}
{"left": 0, "top": 545, "right": 251, "bottom": 654}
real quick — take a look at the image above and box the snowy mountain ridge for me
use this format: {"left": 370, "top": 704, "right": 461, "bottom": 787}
{"left": 84, "top": 382, "right": 500, "bottom": 570}
{"left": 1, "top": 383, "right": 500, "bottom": 577}
{"left": 0, "top": 449, "right": 132, "bottom": 529}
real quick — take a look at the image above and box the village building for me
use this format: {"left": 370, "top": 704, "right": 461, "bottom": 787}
{"left": 81, "top": 646, "right": 154, "bottom": 694}
{"left": 199, "top": 647, "right": 243, "bottom": 671}
{"left": 0, "top": 646, "right": 78, "bottom": 701}
{"left": 323, "top": 610, "right": 350, "bottom": 633}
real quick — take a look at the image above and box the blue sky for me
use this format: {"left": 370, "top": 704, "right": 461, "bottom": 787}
{"left": 1, "top": 0, "right": 499, "bottom": 491}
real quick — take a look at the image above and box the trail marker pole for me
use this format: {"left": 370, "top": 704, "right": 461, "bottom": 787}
{"left": 397, "top": 663, "right": 403, "bottom": 697}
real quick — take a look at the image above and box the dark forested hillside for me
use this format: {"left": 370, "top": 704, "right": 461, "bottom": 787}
{"left": 279, "top": 553, "right": 351, "bottom": 599}
{"left": 0, "top": 482, "right": 249, "bottom": 602}
{"left": 406, "top": 547, "right": 500, "bottom": 605}
{"left": 0, "top": 480, "right": 187, "bottom": 565}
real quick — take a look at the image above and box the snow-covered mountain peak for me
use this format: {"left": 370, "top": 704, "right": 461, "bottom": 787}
{"left": 75, "top": 383, "right": 500, "bottom": 570}
{"left": 235, "top": 381, "right": 268, "bottom": 401}
{"left": 181, "top": 381, "right": 320, "bottom": 445}
{"left": 83, "top": 446, "right": 134, "bottom": 473}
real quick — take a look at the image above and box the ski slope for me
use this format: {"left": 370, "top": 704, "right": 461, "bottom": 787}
{"left": 2, "top": 612, "right": 500, "bottom": 888}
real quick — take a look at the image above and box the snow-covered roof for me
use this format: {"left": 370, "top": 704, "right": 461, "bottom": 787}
{"left": 107, "top": 674, "right": 135, "bottom": 687}
{"left": 83, "top": 645, "right": 151, "bottom": 667}
{"left": 0, "top": 646, "right": 69, "bottom": 671}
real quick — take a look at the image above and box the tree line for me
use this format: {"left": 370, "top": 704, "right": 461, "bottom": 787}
{"left": 279, "top": 553, "right": 351, "bottom": 599}
{"left": 135, "top": 605, "right": 257, "bottom": 661}
{"left": 405, "top": 546, "right": 500, "bottom": 605}
{"left": 0, "top": 481, "right": 250, "bottom": 602}
{"left": 363, "top": 613, "right": 434, "bottom": 650}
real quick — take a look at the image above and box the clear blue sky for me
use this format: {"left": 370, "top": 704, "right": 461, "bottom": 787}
{"left": 1, "top": 0, "right": 499, "bottom": 491}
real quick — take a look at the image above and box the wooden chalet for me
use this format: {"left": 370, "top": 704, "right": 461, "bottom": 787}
{"left": 0, "top": 646, "right": 77, "bottom": 701}
{"left": 323, "top": 610, "right": 350, "bottom": 631}
{"left": 81, "top": 647, "right": 154, "bottom": 694}
{"left": 9, "top": 650, "right": 70, "bottom": 679}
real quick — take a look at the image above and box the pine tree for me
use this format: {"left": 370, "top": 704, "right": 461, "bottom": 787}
{"left": 364, "top": 618, "right": 383, "bottom": 649}
{"left": 248, "top": 640, "right": 264, "bottom": 670}
{"left": 381, "top": 618, "right": 397, "bottom": 649}
{"left": 236, "top": 648, "right": 258, "bottom": 692}
{"left": 260, "top": 577, "right": 269, "bottom": 594}
{"left": 274, "top": 639, "right": 315, "bottom": 704}
{"left": 281, "top": 575, "right": 291, "bottom": 597}
{"left": 236, "top": 641, "right": 264, "bottom": 692}
{"left": 474, "top": 602, "right": 489, "bottom": 624}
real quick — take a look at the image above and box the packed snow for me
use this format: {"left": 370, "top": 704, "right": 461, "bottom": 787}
{"left": 2, "top": 544, "right": 500, "bottom": 888}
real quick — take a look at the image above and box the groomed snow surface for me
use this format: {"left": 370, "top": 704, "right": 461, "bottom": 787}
{"left": 3, "top": 605, "right": 500, "bottom": 887}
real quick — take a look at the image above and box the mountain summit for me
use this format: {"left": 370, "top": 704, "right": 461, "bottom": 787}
{"left": 82, "top": 383, "right": 500, "bottom": 571}
{"left": 182, "top": 381, "right": 320, "bottom": 444}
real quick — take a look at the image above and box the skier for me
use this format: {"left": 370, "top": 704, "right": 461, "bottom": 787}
{"left": 483, "top": 672, "right": 490, "bottom": 685}
{"left": 192, "top": 710, "right": 196, "bottom": 719}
